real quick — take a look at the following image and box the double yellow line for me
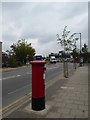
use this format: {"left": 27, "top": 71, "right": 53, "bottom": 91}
{"left": 0, "top": 92, "right": 32, "bottom": 117}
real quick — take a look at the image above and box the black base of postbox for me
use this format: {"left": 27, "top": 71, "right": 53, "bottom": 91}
{"left": 32, "top": 97, "right": 45, "bottom": 111}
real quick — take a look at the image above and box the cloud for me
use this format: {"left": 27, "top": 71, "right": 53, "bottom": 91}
{"left": 2, "top": 2, "right": 88, "bottom": 54}
{"left": 2, "top": 0, "right": 89, "bottom": 2}
{"left": 0, "top": 3, "right": 2, "bottom": 42}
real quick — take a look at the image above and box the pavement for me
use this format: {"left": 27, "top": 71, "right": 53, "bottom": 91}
{"left": 3, "top": 65, "right": 88, "bottom": 118}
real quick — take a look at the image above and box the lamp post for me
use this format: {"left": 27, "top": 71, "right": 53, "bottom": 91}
{"left": 79, "top": 33, "right": 81, "bottom": 55}
{"left": 73, "top": 32, "right": 82, "bottom": 65}
{"left": 73, "top": 33, "right": 81, "bottom": 54}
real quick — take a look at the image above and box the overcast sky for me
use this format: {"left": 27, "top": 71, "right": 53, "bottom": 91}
{"left": 1, "top": 2, "right": 88, "bottom": 56}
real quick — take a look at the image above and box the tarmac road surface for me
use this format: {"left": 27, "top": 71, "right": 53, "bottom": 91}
{"left": 2, "top": 62, "right": 74, "bottom": 108}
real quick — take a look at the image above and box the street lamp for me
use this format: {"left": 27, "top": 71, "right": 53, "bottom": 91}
{"left": 73, "top": 32, "right": 82, "bottom": 66}
{"left": 79, "top": 33, "right": 81, "bottom": 55}
{"left": 73, "top": 32, "right": 82, "bottom": 55}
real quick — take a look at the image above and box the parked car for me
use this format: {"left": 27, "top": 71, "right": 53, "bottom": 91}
{"left": 66, "top": 58, "right": 70, "bottom": 62}
{"left": 26, "top": 61, "right": 30, "bottom": 65}
{"left": 2, "top": 61, "right": 8, "bottom": 67}
{"left": 60, "top": 58, "right": 63, "bottom": 62}
{"left": 56, "top": 58, "right": 60, "bottom": 62}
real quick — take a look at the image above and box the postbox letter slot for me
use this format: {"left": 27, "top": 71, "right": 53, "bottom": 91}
{"left": 43, "top": 73, "right": 45, "bottom": 80}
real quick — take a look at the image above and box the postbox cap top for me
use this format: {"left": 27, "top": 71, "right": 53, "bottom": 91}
{"left": 30, "top": 60, "right": 46, "bottom": 64}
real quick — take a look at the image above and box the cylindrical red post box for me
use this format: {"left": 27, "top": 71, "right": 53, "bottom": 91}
{"left": 30, "top": 60, "right": 46, "bottom": 111}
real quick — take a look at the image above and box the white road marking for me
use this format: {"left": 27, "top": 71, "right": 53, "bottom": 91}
{"left": 8, "top": 84, "right": 31, "bottom": 95}
{"left": 47, "top": 66, "right": 60, "bottom": 70}
{"left": 2, "top": 72, "right": 32, "bottom": 81}
{"left": 17, "top": 75, "right": 21, "bottom": 77}
{"left": 0, "top": 75, "right": 21, "bottom": 80}
{"left": 2, "top": 75, "right": 18, "bottom": 80}
{"left": 61, "top": 86, "right": 74, "bottom": 89}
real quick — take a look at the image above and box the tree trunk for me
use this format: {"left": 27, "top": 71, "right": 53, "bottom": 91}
{"left": 75, "top": 62, "right": 77, "bottom": 69}
{"left": 63, "top": 61, "right": 68, "bottom": 78}
{"left": 63, "top": 61, "right": 66, "bottom": 77}
{"left": 73, "top": 59, "right": 77, "bottom": 69}
{"left": 66, "top": 61, "right": 68, "bottom": 78}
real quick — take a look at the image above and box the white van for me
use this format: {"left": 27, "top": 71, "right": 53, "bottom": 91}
{"left": 50, "top": 56, "right": 57, "bottom": 63}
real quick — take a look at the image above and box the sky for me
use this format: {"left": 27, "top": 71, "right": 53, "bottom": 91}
{"left": 1, "top": 1, "right": 89, "bottom": 56}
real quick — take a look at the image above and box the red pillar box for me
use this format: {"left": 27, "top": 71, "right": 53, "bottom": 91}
{"left": 30, "top": 60, "right": 46, "bottom": 111}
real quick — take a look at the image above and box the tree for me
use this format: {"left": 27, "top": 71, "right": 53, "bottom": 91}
{"left": 8, "top": 56, "right": 18, "bottom": 67}
{"left": 8, "top": 39, "right": 35, "bottom": 66}
{"left": 71, "top": 48, "right": 79, "bottom": 61}
{"left": 82, "top": 43, "right": 88, "bottom": 63}
{"left": 57, "top": 26, "right": 79, "bottom": 77}
{"left": 82, "top": 43, "right": 88, "bottom": 53}
{"left": 71, "top": 48, "right": 79, "bottom": 69}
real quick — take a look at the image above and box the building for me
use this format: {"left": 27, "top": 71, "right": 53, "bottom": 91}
{"left": 2, "top": 52, "right": 9, "bottom": 67}
{"left": 0, "top": 42, "right": 2, "bottom": 68}
{"left": 0, "top": 41, "right": 9, "bottom": 67}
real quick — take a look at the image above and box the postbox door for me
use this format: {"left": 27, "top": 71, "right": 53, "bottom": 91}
{"left": 38, "top": 65, "right": 45, "bottom": 98}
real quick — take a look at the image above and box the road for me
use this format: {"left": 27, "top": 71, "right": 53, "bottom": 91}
{"left": 2, "top": 62, "right": 74, "bottom": 108}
